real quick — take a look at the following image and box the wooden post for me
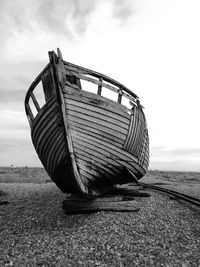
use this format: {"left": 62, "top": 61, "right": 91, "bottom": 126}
{"left": 97, "top": 77, "right": 103, "bottom": 95}
{"left": 30, "top": 92, "right": 40, "bottom": 112}
{"left": 118, "top": 88, "right": 122, "bottom": 104}
{"left": 25, "top": 103, "right": 34, "bottom": 127}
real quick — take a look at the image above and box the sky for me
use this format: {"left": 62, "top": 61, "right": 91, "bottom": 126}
{"left": 0, "top": 0, "right": 200, "bottom": 171}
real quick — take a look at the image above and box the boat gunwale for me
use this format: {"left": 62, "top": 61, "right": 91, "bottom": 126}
{"left": 63, "top": 60, "right": 139, "bottom": 100}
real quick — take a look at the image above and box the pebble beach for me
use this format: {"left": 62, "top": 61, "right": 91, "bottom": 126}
{"left": 0, "top": 168, "right": 200, "bottom": 266}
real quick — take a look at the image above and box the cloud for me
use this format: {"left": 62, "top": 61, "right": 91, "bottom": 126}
{"left": 0, "top": 0, "right": 139, "bottom": 49}
{"left": 37, "top": 0, "right": 97, "bottom": 35}
{"left": 112, "top": 0, "right": 136, "bottom": 21}
{"left": 0, "top": 60, "right": 46, "bottom": 112}
{"left": 0, "top": 0, "right": 148, "bottom": 63}
{"left": 0, "top": 0, "right": 98, "bottom": 42}
{"left": 0, "top": 89, "right": 25, "bottom": 104}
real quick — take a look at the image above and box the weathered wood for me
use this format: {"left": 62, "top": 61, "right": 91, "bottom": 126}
{"left": 70, "top": 121, "right": 125, "bottom": 145}
{"left": 66, "top": 110, "right": 128, "bottom": 135}
{"left": 51, "top": 51, "right": 91, "bottom": 197}
{"left": 25, "top": 49, "right": 149, "bottom": 197}
{"left": 31, "top": 103, "right": 66, "bottom": 177}
{"left": 71, "top": 126, "right": 124, "bottom": 148}
{"left": 65, "top": 99, "right": 130, "bottom": 124}
{"left": 32, "top": 97, "right": 57, "bottom": 138}
{"left": 62, "top": 196, "right": 140, "bottom": 213}
{"left": 25, "top": 103, "right": 34, "bottom": 122}
{"left": 73, "top": 146, "right": 121, "bottom": 171}
{"left": 68, "top": 116, "right": 127, "bottom": 140}
{"left": 63, "top": 86, "right": 131, "bottom": 118}
{"left": 66, "top": 102, "right": 130, "bottom": 127}
{"left": 124, "top": 106, "right": 146, "bottom": 157}
{"left": 97, "top": 77, "right": 102, "bottom": 95}
{"left": 42, "top": 69, "right": 55, "bottom": 102}
{"left": 30, "top": 92, "right": 40, "bottom": 112}
{"left": 75, "top": 154, "right": 118, "bottom": 177}
{"left": 73, "top": 138, "right": 145, "bottom": 177}
{"left": 72, "top": 133, "right": 138, "bottom": 162}
{"left": 63, "top": 61, "right": 139, "bottom": 99}
{"left": 118, "top": 88, "right": 122, "bottom": 104}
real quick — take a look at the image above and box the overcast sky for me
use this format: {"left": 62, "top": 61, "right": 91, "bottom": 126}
{"left": 0, "top": 0, "right": 200, "bottom": 171}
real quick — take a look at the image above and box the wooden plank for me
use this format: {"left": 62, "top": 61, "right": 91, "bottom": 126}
{"left": 33, "top": 110, "right": 57, "bottom": 144}
{"left": 124, "top": 107, "right": 146, "bottom": 157}
{"left": 37, "top": 123, "right": 59, "bottom": 157}
{"left": 70, "top": 125, "right": 123, "bottom": 148}
{"left": 47, "top": 135, "right": 65, "bottom": 174}
{"left": 72, "top": 130, "right": 126, "bottom": 158}
{"left": 73, "top": 140, "right": 122, "bottom": 166}
{"left": 78, "top": 168, "right": 106, "bottom": 185}
{"left": 43, "top": 130, "right": 62, "bottom": 168}
{"left": 32, "top": 96, "right": 57, "bottom": 127}
{"left": 62, "top": 197, "right": 140, "bottom": 213}
{"left": 65, "top": 70, "right": 121, "bottom": 96}
{"left": 33, "top": 109, "right": 57, "bottom": 143}
{"left": 63, "top": 86, "right": 130, "bottom": 118}
{"left": 74, "top": 140, "right": 138, "bottom": 175}
{"left": 73, "top": 146, "right": 120, "bottom": 171}
{"left": 75, "top": 154, "right": 118, "bottom": 177}
{"left": 50, "top": 145, "right": 66, "bottom": 176}
{"left": 97, "top": 77, "right": 102, "bottom": 95}
{"left": 76, "top": 157, "right": 115, "bottom": 179}
{"left": 32, "top": 98, "right": 57, "bottom": 139}
{"left": 41, "top": 69, "right": 56, "bottom": 102}
{"left": 68, "top": 117, "right": 127, "bottom": 140}
{"left": 25, "top": 103, "right": 34, "bottom": 123}
{"left": 49, "top": 51, "right": 89, "bottom": 196}
{"left": 73, "top": 139, "right": 144, "bottom": 175}
{"left": 118, "top": 88, "right": 122, "bottom": 104}
{"left": 72, "top": 132, "right": 138, "bottom": 162}
{"left": 30, "top": 92, "right": 40, "bottom": 112}
{"left": 66, "top": 102, "right": 130, "bottom": 128}
{"left": 69, "top": 121, "right": 125, "bottom": 145}
{"left": 76, "top": 159, "right": 108, "bottom": 181}
{"left": 66, "top": 99, "right": 130, "bottom": 124}
{"left": 34, "top": 116, "right": 57, "bottom": 150}
{"left": 63, "top": 61, "right": 139, "bottom": 99}
{"left": 133, "top": 117, "right": 145, "bottom": 156}
{"left": 138, "top": 130, "right": 149, "bottom": 171}
{"left": 66, "top": 110, "right": 128, "bottom": 135}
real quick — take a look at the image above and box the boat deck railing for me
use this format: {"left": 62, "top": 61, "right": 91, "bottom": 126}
{"left": 63, "top": 60, "right": 140, "bottom": 106}
{"left": 25, "top": 63, "right": 52, "bottom": 127}
{"left": 25, "top": 52, "right": 140, "bottom": 128}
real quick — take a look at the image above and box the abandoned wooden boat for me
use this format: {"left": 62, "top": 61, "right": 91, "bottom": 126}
{"left": 25, "top": 49, "right": 149, "bottom": 198}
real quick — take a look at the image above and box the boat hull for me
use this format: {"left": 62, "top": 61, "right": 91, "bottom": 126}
{"left": 25, "top": 49, "right": 149, "bottom": 197}
{"left": 31, "top": 86, "right": 149, "bottom": 195}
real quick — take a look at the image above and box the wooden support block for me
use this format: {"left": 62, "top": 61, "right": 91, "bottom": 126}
{"left": 62, "top": 195, "right": 140, "bottom": 213}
